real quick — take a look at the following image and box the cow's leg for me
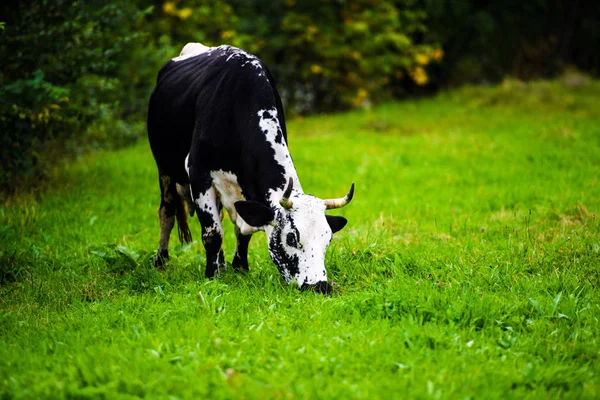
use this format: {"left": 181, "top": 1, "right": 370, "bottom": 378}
{"left": 232, "top": 226, "right": 252, "bottom": 271}
{"left": 190, "top": 179, "right": 225, "bottom": 279}
{"left": 154, "top": 174, "right": 178, "bottom": 267}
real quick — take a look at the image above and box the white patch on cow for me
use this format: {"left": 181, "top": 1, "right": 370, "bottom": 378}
{"left": 194, "top": 197, "right": 213, "bottom": 215}
{"left": 210, "top": 170, "right": 242, "bottom": 222}
{"left": 184, "top": 153, "right": 194, "bottom": 212}
{"left": 222, "top": 45, "right": 266, "bottom": 77}
{"left": 256, "top": 108, "right": 303, "bottom": 202}
{"left": 172, "top": 42, "right": 212, "bottom": 62}
{"left": 211, "top": 170, "right": 262, "bottom": 235}
{"left": 191, "top": 185, "right": 224, "bottom": 243}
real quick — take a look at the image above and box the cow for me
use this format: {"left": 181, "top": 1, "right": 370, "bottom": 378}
{"left": 147, "top": 43, "right": 354, "bottom": 294}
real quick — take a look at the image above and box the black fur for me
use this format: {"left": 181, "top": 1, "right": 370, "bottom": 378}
{"left": 325, "top": 215, "right": 348, "bottom": 234}
{"left": 234, "top": 201, "right": 274, "bottom": 227}
{"left": 148, "top": 46, "right": 289, "bottom": 205}
{"left": 148, "top": 46, "right": 289, "bottom": 277}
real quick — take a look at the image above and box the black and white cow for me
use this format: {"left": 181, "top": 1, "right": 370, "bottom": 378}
{"left": 148, "top": 43, "right": 354, "bottom": 294}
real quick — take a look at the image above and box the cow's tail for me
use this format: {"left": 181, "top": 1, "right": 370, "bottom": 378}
{"left": 176, "top": 196, "right": 193, "bottom": 243}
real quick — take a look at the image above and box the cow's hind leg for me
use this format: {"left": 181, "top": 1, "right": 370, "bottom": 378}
{"left": 154, "top": 174, "right": 192, "bottom": 267}
{"left": 190, "top": 176, "right": 225, "bottom": 278}
{"left": 232, "top": 226, "right": 252, "bottom": 271}
{"left": 154, "top": 175, "right": 176, "bottom": 267}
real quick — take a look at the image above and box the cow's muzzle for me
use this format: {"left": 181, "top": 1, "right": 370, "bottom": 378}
{"left": 301, "top": 281, "right": 333, "bottom": 296}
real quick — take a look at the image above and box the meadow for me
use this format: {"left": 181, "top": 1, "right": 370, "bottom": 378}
{"left": 1, "top": 76, "right": 599, "bottom": 399}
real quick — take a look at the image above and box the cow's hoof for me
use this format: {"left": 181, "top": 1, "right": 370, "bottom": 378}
{"left": 232, "top": 256, "right": 249, "bottom": 272}
{"left": 154, "top": 250, "right": 169, "bottom": 268}
{"left": 205, "top": 264, "right": 227, "bottom": 279}
{"left": 205, "top": 265, "right": 217, "bottom": 279}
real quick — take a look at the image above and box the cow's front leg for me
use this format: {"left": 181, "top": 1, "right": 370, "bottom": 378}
{"left": 192, "top": 184, "right": 225, "bottom": 278}
{"left": 232, "top": 225, "right": 252, "bottom": 271}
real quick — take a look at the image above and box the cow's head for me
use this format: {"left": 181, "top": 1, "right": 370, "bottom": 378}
{"left": 235, "top": 179, "right": 353, "bottom": 294}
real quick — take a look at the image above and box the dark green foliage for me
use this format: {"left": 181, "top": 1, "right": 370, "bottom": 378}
{"left": 147, "top": 0, "right": 440, "bottom": 111}
{"left": 2, "top": 0, "right": 599, "bottom": 192}
{"left": 0, "top": 0, "right": 149, "bottom": 191}
{"left": 423, "top": 0, "right": 600, "bottom": 85}
{"left": 1, "top": 0, "right": 441, "bottom": 192}
{"left": 232, "top": 0, "right": 440, "bottom": 112}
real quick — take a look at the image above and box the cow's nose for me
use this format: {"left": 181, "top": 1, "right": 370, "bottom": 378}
{"left": 301, "top": 281, "right": 333, "bottom": 295}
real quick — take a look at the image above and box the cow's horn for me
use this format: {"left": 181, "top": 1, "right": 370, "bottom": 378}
{"left": 279, "top": 177, "right": 294, "bottom": 209}
{"left": 324, "top": 183, "right": 355, "bottom": 209}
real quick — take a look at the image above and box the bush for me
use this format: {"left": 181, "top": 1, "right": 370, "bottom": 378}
{"left": 230, "top": 0, "right": 442, "bottom": 113}
{"left": 0, "top": 0, "right": 149, "bottom": 191}
{"left": 140, "top": 0, "right": 441, "bottom": 113}
{"left": 423, "top": 0, "right": 600, "bottom": 86}
{"left": 1, "top": 0, "right": 440, "bottom": 191}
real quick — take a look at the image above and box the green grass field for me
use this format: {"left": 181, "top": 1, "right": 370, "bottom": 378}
{"left": 2, "top": 77, "right": 599, "bottom": 399}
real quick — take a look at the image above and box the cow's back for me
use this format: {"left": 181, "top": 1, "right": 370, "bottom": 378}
{"left": 148, "top": 45, "right": 285, "bottom": 186}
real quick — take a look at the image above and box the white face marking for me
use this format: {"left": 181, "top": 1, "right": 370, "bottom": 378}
{"left": 265, "top": 195, "right": 331, "bottom": 286}
{"left": 172, "top": 42, "right": 211, "bottom": 62}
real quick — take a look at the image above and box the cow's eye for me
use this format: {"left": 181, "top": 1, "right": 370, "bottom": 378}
{"left": 286, "top": 232, "right": 299, "bottom": 248}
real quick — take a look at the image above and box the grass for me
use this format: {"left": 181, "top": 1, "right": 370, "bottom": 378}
{"left": 1, "top": 75, "right": 599, "bottom": 399}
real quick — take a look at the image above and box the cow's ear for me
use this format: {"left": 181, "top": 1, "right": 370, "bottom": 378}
{"left": 326, "top": 215, "right": 347, "bottom": 234}
{"left": 235, "top": 201, "right": 275, "bottom": 227}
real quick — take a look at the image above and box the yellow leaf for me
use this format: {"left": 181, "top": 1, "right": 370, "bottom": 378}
{"left": 410, "top": 67, "right": 428, "bottom": 85}
{"left": 178, "top": 8, "right": 192, "bottom": 20}
{"left": 310, "top": 64, "right": 323, "bottom": 74}
{"left": 307, "top": 25, "right": 318, "bottom": 35}
{"left": 163, "top": 2, "right": 176, "bottom": 15}
{"left": 415, "top": 54, "right": 430, "bottom": 66}
{"left": 221, "top": 30, "right": 234, "bottom": 39}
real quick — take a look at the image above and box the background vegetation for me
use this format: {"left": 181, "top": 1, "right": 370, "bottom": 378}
{"left": 1, "top": 0, "right": 599, "bottom": 191}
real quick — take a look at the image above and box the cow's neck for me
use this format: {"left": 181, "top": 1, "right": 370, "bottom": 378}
{"left": 255, "top": 106, "right": 303, "bottom": 207}
{"left": 266, "top": 170, "right": 302, "bottom": 208}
